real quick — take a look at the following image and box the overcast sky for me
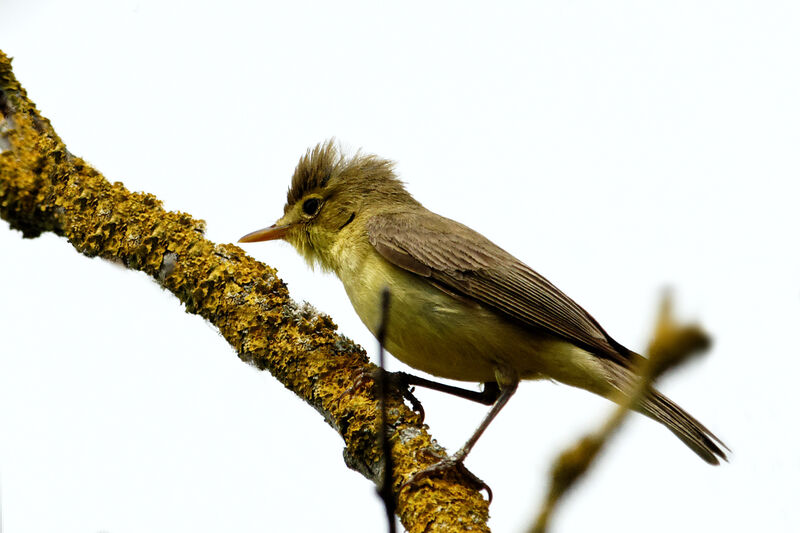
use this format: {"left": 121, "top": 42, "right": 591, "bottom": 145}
{"left": 2, "top": 2, "right": 799, "bottom": 532}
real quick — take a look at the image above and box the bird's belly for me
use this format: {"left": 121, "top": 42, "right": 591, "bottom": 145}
{"left": 342, "top": 257, "right": 603, "bottom": 386}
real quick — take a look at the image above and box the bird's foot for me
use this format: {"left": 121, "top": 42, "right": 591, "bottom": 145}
{"left": 402, "top": 451, "right": 493, "bottom": 502}
{"left": 337, "top": 367, "right": 425, "bottom": 422}
{"left": 336, "top": 367, "right": 377, "bottom": 410}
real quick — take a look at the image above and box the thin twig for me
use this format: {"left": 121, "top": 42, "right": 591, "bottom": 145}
{"left": 376, "top": 287, "right": 397, "bottom": 533}
{"left": 529, "top": 292, "right": 712, "bottom": 533}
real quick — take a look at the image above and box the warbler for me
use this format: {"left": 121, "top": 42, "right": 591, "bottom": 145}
{"left": 239, "top": 140, "right": 726, "bottom": 469}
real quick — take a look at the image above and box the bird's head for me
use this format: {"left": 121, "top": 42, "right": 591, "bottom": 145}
{"left": 239, "top": 140, "right": 416, "bottom": 271}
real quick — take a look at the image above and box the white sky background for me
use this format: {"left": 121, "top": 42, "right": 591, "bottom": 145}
{"left": 1, "top": 1, "right": 799, "bottom": 532}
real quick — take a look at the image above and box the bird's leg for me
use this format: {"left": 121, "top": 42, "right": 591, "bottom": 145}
{"left": 394, "top": 372, "right": 501, "bottom": 405}
{"left": 451, "top": 380, "right": 517, "bottom": 461}
{"left": 402, "top": 380, "right": 518, "bottom": 501}
{"left": 377, "top": 372, "right": 501, "bottom": 423}
{"left": 339, "top": 369, "right": 500, "bottom": 423}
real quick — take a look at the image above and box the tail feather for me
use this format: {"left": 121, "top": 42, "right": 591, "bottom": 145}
{"left": 640, "top": 388, "right": 728, "bottom": 465}
{"left": 600, "top": 359, "right": 728, "bottom": 465}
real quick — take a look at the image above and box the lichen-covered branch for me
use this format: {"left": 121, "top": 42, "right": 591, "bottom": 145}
{"left": 528, "top": 294, "right": 713, "bottom": 533}
{"left": 0, "top": 50, "right": 490, "bottom": 533}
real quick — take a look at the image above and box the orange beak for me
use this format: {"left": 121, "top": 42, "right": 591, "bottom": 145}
{"left": 238, "top": 223, "right": 292, "bottom": 243}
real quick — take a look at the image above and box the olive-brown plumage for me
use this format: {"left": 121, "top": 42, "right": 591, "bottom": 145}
{"left": 239, "top": 140, "right": 727, "bottom": 466}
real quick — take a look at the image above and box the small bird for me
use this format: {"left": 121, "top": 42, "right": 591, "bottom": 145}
{"left": 239, "top": 140, "right": 727, "bottom": 470}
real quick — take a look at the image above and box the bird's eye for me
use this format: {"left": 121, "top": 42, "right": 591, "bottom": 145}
{"left": 302, "top": 197, "right": 322, "bottom": 216}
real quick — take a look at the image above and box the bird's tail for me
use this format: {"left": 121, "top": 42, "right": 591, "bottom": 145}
{"left": 600, "top": 359, "right": 728, "bottom": 465}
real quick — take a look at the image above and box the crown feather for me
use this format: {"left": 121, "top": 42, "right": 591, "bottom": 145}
{"left": 287, "top": 140, "right": 411, "bottom": 208}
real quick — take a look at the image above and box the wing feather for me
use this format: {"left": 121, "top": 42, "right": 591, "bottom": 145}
{"left": 367, "top": 210, "right": 635, "bottom": 367}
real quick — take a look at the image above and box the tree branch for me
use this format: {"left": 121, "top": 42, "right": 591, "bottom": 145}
{"left": 0, "top": 50, "right": 490, "bottom": 533}
{"left": 529, "top": 293, "right": 713, "bottom": 533}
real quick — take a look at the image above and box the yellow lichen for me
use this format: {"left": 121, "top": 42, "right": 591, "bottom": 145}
{"left": 0, "top": 50, "right": 490, "bottom": 532}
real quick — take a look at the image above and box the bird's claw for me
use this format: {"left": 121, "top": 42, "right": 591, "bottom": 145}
{"left": 337, "top": 367, "right": 426, "bottom": 422}
{"left": 336, "top": 367, "right": 377, "bottom": 407}
{"left": 402, "top": 454, "right": 493, "bottom": 503}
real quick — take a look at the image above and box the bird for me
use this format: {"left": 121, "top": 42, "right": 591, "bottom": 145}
{"left": 238, "top": 140, "right": 727, "bottom": 474}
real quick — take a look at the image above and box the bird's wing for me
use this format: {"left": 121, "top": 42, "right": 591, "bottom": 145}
{"left": 367, "top": 210, "right": 635, "bottom": 367}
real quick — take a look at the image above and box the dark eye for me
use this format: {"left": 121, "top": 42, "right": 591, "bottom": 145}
{"left": 302, "top": 197, "right": 322, "bottom": 216}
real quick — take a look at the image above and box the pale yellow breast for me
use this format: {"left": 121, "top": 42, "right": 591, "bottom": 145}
{"left": 330, "top": 240, "right": 609, "bottom": 395}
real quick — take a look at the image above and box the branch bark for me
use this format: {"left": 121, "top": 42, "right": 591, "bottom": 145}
{"left": 0, "top": 50, "right": 490, "bottom": 533}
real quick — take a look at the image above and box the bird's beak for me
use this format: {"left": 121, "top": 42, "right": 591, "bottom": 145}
{"left": 238, "top": 223, "right": 292, "bottom": 243}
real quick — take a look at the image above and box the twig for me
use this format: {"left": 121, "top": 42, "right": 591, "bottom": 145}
{"left": 376, "top": 288, "right": 397, "bottom": 533}
{"left": 529, "top": 292, "right": 712, "bottom": 533}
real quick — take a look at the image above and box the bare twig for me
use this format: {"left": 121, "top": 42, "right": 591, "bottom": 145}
{"left": 0, "top": 50, "right": 490, "bottom": 533}
{"left": 376, "top": 287, "right": 397, "bottom": 533}
{"left": 529, "top": 292, "right": 713, "bottom": 533}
